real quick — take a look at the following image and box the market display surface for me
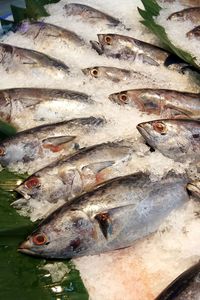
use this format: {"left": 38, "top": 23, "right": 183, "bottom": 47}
{"left": 0, "top": 0, "right": 200, "bottom": 299}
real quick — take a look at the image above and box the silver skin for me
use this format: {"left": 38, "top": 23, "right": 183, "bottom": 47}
{"left": 0, "top": 117, "right": 105, "bottom": 172}
{"left": 14, "top": 141, "right": 133, "bottom": 205}
{"left": 168, "top": 7, "right": 200, "bottom": 24}
{"left": 161, "top": 0, "right": 200, "bottom": 7}
{"left": 187, "top": 180, "right": 200, "bottom": 199}
{"left": 187, "top": 25, "right": 200, "bottom": 39}
{"left": 155, "top": 261, "right": 200, "bottom": 300}
{"left": 0, "top": 88, "right": 94, "bottom": 130}
{"left": 82, "top": 66, "right": 150, "bottom": 83}
{"left": 15, "top": 21, "right": 84, "bottom": 47}
{"left": 0, "top": 43, "right": 69, "bottom": 75}
{"left": 90, "top": 34, "right": 170, "bottom": 66}
{"left": 137, "top": 119, "right": 200, "bottom": 162}
{"left": 109, "top": 89, "right": 200, "bottom": 119}
{"left": 18, "top": 172, "right": 188, "bottom": 259}
{"left": 64, "top": 3, "right": 122, "bottom": 27}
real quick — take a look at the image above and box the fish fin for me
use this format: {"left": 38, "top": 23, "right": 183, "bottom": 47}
{"left": 82, "top": 161, "right": 115, "bottom": 174}
{"left": 95, "top": 212, "right": 112, "bottom": 239}
{"left": 42, "top": 136, "right": 76, "bottom": 152}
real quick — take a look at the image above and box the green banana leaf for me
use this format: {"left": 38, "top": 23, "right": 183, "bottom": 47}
{"left": 139, "top": 0, "right": 200, "bottom": 70}
{"left": 0, "top": 122, "right": 89, "bottom": 300}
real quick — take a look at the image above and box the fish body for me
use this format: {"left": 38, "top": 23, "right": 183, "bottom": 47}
{"left": 0, "top": 43, "right": 69, "bottom": 76}
{"left": 0, "top": 117, "right": 105, "bottom": 172}
{"left": 137, "top": 119, "right": 200, "bottom": 162}
{"left": 168, "top": 7, "right": 200, "bottom": 24}
{"left": 109, "top": 89, "right": 200, "bottom": 119}
{"left": 155, "top": 261, "right": 200, "bottom": 300}
{"left": 187, "top": 180, "right": 200, "bottom": 199}
{"left": 90, "top": 34, "right": 187, "bottom": 71}
{"left": 0, "top": 88, "right": 94, "bottom": 130}
{"left": 18, "top": 172, "right": 188, "bottom": 258}
{"left": 82, "top": 66, "right": 150, "bottom": 83}
{"left": 15, "top": 21, "right": 84, "bottom": 47}
{"left": 14, "top": 141, "right": 132, "bottom": 204}
{"left": 187, "top": 25, "right": 200, "bottom": 39}
{"left": 64, "top": 3, "right": 122, "bottom": 28}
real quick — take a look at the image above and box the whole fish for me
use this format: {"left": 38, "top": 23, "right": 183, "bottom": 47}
{"left": 137, "top": 119, "right": 200, "bottom": 162}
{"left": 0, "top": 88, "right": 94, "bottom": 130}
{"left": 18, "top": 172, "right": 188, "bottom": 258}
{"left": 90, "top": 34, "right": 189, "bottom": 71}
{"left": 14, "top": 141, "right": 132, "bottom": 205}
{"left": 64, "top": 3, "right": 123, "bottom": 28}
{"left": 168, "top": 7, "right": 200, "bottom": 24}
{"left": 186, "top": 25, "right": 200, "bottom": 39}
{"left": 155, "top": 261, "right": 200, "bottom": 300}
{"left": 0, "top": 117, "right": 105, "bottom": 173}
{"left": 109, "top": 89, "right": 200, "bottom": 119}
{"left": 187, "top": 180, "right": 200, "bottom": 199}
{"left": 15, "top": 21, "right": 84, "bottom": 47}
{"left": 82, "top": 66, "right": 150, "bottom": 83}
{"left": 0, "top": 43, "right": 69, "bottom": 76}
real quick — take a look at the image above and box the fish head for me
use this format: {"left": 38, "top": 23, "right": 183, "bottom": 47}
{"left": 137, "top": 119, "right": 193, "bottom": 159}
{"left": 18, "top": 207, "right": 96, "bottom": 258}
{"left": 82, "top": 66, "right": 104, "bottom": 79}
{"left": 109, "top": 91, "right": 130, "bottom": 105}
{"left": 0, "top": 93, "right": 11, "bottom": 122}
{"left": 15, "top": 175, "right": 42, "bottom": 199}
{"left": 187, "top": 181, "right": 200, "bottom": 199}
{"left": 91, "top": 34, "right": 120, "bottom": 55}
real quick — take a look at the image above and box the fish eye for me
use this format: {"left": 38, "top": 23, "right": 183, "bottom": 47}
{"left": 119, "top": 93, "right": 128, "bottom": 102}
{"left": 104, "top": 35, "right": 112, "bottom": 45}
{"left": 25, "top": 177, "right": 40, "bottom": 189}
{"left": 153, "top": 122, "right": 167, "bottom": 135}
{"left": 32, "top": 233, "right": 48, "bottom": 246}
{"left": 91, "top": 68, "right": 99, "bottom": 77}
{"left": 0, "top": 146, "right": 5, "bottom": 156}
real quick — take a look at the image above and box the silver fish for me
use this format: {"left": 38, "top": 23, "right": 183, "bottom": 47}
{"left": 186, "top": 25, "right": 200, "bottom": 39}
{"left": 155, "top": 261, "right": 200, "bottom": 300}
{"left": 82, "top": 66, "right": 150, "bottom": 83}
{"left": 18, "top": 172, "right": 188, "bottom": 258}
{"left": 64, "top": 3, "right": 123, "bottom": 28}
{"left": 90, "top": 34, "right": 188, "bottom": 71}
{"left": 0, "top": 117, "right": 105, "bottom": 173}
{"left": 0, "top": 43, "right": 69, "bottom": 76}
{"left": 14, "top": 141, "right": 132, "bottom": 205}
{"left": 0, "top": 88, "right": 94, "bottom": 130}
{"left": 137, "top": 119, "right": 200, "bottom": 162}
{"left": 15, "top": 21, "right": 84, "bottom": 47}
{"left": 168, "top": 7, "right": 200, "bottom": 24}
{"left": 187, "top": 180, "right": 200, "bottom": 199}
{"left": 109, "top": 89, "right": 200, "bottom": 119}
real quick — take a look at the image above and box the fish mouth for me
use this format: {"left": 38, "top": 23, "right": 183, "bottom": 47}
{"left": 11, "top": 197, "right": 28, "bottom": 208}
{"left": 15, "top": 187, "right": 31, "bottom": 200}
{"left": 90, "top": 40, "right": 103, "bottom": 55}
{"left": 81, "top": 68, "right": 89, "bottom": 75}
{"left": 18, "top": 247, "right": 37, "bottom": 256}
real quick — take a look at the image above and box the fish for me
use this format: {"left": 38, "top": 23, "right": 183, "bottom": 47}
{"left": 18, "top": 172, "right": 188, "bottom": 258}
{"left": 0, "top": 117, "right": 105, "bottom": 173}
{"left": 168, "top": 7, "right": 200, "bottom": 24}
{"left": 90, "top": 34, "right": 189, "bottom": 71}
{"left": 108, "top": 89, "right": 200, "bottom": 119}
{"left": 82, "top": 66, "right": 150, "bottom": 83}
{"left": 137, "top": 119, "right": 200, "bottom": 162}
{"left": 15, "top": 21, "right": 84, "bottom": 47}
{"left": 0, "top": 43, "right": 69, "bottom": 76}
{"left": 13, "top": 141, "right": 132, "bottom": 205}
{"left": 187, "top": 180, "right": 200, "bottom": 199}
{"left": 64, "top": 3, "right": 123, "bottom": 28}
{"left": 0, "top": 88, "right": 94, "bottom": 130}
{"left": 186, "top": 25, "right": 200, "bottom": 39}
{"left": 155, "top": 261, "right": 200, "bottom": 300}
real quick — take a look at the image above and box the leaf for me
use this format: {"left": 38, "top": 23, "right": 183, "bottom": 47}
{"left": 139, "top": 0, "right": 200, "bottom": 70}
{"left": 0, "top": 120, "right": 17, "bottom": 140}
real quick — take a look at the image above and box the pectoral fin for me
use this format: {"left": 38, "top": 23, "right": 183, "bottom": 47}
{"left": 82, "top": 160, "right": 115, "bottom": 174}
{"left": 42, "top": 136, "right": 76, "bottom": 152}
